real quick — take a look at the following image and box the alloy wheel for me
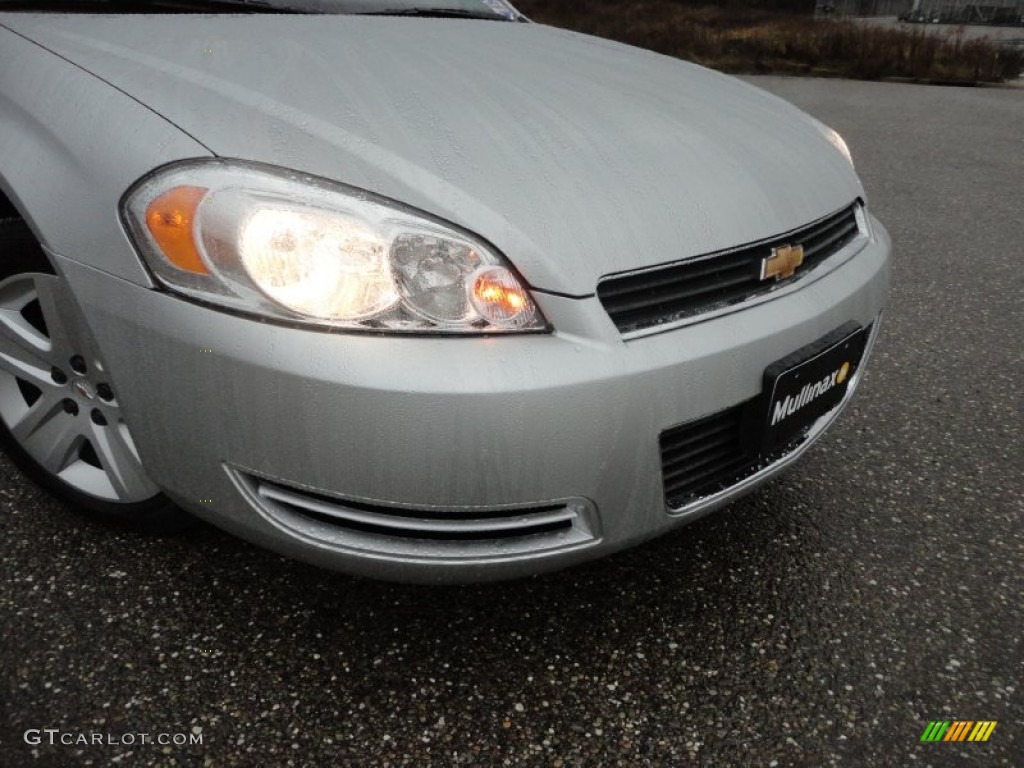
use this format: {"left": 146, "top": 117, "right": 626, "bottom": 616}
{"left": 0, "top": 271, "right": 158, "bottom": 502}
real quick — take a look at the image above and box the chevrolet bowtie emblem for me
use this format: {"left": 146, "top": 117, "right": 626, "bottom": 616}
{"left": 761, "top": 243, "right": 805, "bottom": 281}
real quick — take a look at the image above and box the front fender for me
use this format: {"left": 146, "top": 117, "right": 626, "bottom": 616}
{"left": 0, "top": 23, "right": 211, "bottom": 284}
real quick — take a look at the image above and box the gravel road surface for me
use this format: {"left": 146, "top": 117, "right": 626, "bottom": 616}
{"left": 2, "top": 77, "right": 1022, "bottom": 767}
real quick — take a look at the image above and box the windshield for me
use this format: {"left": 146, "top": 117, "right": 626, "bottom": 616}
{"left": 0, "top": 0, "right": 523, "bottom": 16}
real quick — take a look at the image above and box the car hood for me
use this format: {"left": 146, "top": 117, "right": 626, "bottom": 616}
{"left": 5, "top": 16, "right": 863, "bottom": 296}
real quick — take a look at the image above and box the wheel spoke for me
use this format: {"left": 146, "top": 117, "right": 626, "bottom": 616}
{"left": 0, "top": 273, "right": 41, "bottom": 313}
{"left": 0, "top": 269, "right": 158, "bottom": 504}
{"left": 7, "top": 388, "right": 66, "bottom": 443}
{"left": 19, "top": 405, "right": 83, "bottom": 474}
{"left": 0, "top": 276, "right": 57, "bottom": 388}
{"left": 89, "top": 419, "right": 159, "bottom": 501}
{"left": 0, "top": 330, "right": 54, "bottom": 388}
{"left": 31, "top": 274, "right": 77, "bottom": 359}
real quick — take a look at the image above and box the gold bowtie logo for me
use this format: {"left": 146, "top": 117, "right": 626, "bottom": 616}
{"left": 761, "top": 243, "right": 805, "bottom": 281}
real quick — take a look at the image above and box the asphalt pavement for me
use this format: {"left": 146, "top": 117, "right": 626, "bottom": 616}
{"left": 2, "top": 77, "right": 1022, "bottom": 767}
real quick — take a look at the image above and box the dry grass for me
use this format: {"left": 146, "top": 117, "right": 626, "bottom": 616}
{"left": 516, "top": 1, "right": 1024, "bottom": 83}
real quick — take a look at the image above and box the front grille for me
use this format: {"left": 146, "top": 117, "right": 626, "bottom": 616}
{"left": 234, "top": 472, "right": 599, "bottom": 560}
{"left": 660, "top": 401, "right": 805, "bottom": 510}
{"left": 598, "top": 203, "right": 862, "bottom": 334}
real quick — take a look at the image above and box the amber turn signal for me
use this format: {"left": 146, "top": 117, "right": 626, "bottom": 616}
{"left": 470, "top": 267, "right": 536, "bottom": 328}
{"left": 144, "top": 185, "right": 209, "bottom": 274}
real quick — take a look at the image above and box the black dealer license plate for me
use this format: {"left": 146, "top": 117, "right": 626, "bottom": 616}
{"left": 758, "top": 323, "right": 868, "bottom": 452}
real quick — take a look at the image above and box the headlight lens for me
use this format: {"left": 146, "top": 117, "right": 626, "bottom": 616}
{"left": 390, "top": 233, "right": 483, "bottom": 324}
{"left": 122, "top": 160, "right": 546, "bottom": 333}
{"left": 237, "top": 207, "right": 397, "bottom": 319}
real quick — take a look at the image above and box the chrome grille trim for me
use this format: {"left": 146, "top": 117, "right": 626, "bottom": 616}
{"left": 599, "top": 203, "right": 866, "bottom": 337}
{"left": 227, "top": 469, "right": 601, "bottom": 562}
{"left": 256, "top": 482, "right": 578, "bottom": 539}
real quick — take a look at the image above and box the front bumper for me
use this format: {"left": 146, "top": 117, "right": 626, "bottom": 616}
{"left": 55, "top": 217, "right": 890, "bottom": 583}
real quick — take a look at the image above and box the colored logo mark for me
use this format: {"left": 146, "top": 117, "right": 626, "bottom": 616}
{"left": 836, "top": 361, "right": 850, "bottom": 384}
{"left": 920, "top": 721, "right": 997, "bottom": 742}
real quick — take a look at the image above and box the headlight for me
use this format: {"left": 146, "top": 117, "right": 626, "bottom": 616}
{"left": 121, "top": 160, "right": 547, "bottom": 334}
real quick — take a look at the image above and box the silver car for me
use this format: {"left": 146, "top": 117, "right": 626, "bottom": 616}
{"left": 0, "top": 0, "right": 890, "bottom": 582}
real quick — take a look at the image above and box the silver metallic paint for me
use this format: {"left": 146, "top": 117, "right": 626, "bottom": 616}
{"left": 52, "top": 216, "right": 888, "bottom": 582}
{"left": 0, "top": 23, "right": 212, "bottom": 283}
{"left": 4, "top": 16, "right": 863, "bottom": 295}
{"left": 0, "top": 15, "right": 891, "bottom": 581}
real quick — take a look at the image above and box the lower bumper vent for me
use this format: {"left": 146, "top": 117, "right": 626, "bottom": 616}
{"left": 232, "top": 472, "right": 599, "bottom": 561}
{"left": 660, "top": 319, "right": 878, "bottom": 510}
{"left": 259, "top": 481, "right": 577, "bottom": 540}
{"left": 660, "top": 401, "right": 807, "bottom": 510}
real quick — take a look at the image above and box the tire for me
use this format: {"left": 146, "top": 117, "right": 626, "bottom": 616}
{"left": 0, "top": 216, "right": 192, "bottom": 534}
